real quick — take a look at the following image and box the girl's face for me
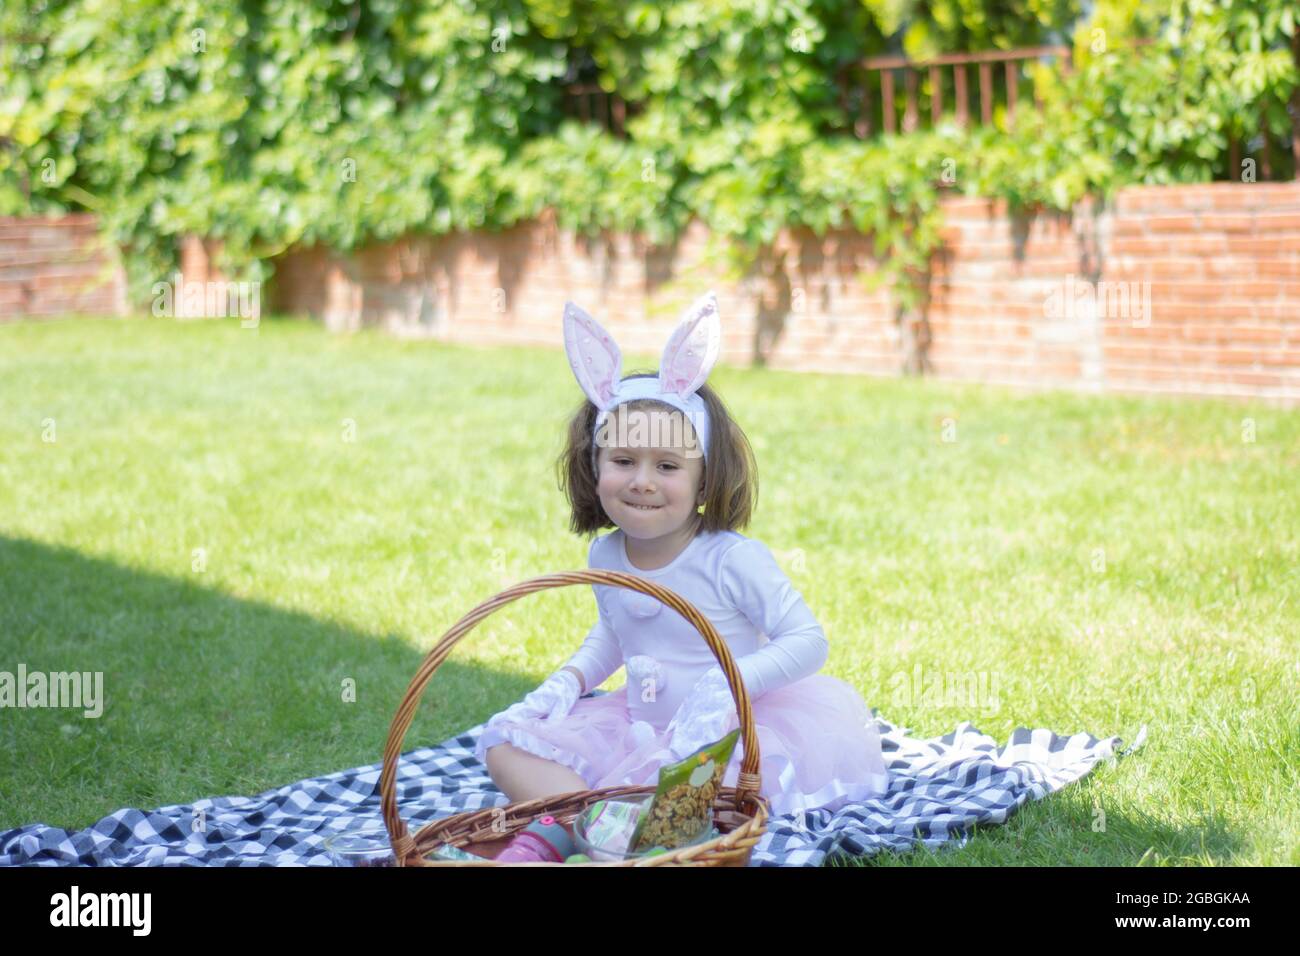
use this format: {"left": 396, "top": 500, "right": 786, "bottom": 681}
{"left": 595, "top": 406, "right": 705, "bottom": 540}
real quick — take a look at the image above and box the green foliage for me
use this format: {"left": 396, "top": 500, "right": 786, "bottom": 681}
{"left": 0, "top": 1, "right": 1296, "bottom": 314}
{"left": 862, "top": 0, "right": 1083, "bottom": 58}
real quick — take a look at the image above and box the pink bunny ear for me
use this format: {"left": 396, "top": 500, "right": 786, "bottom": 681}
{"left": 563, "top": 301, "right": 623, "bottom": 408}
{"left": 659, "top": 291, "right": 720, "bottom": 397}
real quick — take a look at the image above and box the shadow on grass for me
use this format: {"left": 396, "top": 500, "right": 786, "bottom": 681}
{"left": 0, "top": 535, "right": 546, "bottom": 832}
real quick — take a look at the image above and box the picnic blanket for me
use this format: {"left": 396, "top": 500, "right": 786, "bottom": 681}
{"left": 0, "top": 698, "right": 1147, "bottom": 867}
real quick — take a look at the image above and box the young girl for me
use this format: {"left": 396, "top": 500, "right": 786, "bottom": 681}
{"left": 475, "top": 291, "right": 889, "bottom": 859}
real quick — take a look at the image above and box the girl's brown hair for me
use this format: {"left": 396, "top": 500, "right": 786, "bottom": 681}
{"left": 555, "top": 371, "right": 758, "bottom": 538}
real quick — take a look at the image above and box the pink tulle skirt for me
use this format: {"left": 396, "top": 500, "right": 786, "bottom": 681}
{"left": 474, "top": 674, "right": 890, "bottom": 818}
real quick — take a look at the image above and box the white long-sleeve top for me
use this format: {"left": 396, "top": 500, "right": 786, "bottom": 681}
{"left": 563, "top": 528, "right": 829, "bottom": 730}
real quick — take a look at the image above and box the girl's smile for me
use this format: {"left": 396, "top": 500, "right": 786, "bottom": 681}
{"left": 595, "top": 407, "right": 706, "bottom": 569}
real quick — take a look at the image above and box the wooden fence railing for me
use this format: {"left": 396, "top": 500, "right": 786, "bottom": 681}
{"left": 560, "top": 38, "right": 1300, "bottom": 179}
{"left": 837, "top": 45, "right": 1075, "bottom": 138}
{"left": 561, "top": 45, "right": 1084, "bottom": 140}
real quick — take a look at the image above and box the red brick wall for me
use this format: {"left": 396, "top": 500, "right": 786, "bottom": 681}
{"left": 0, "top": 214, "right": 126, "bottom": 318}
{"left": 928, "top": 183, "right": 1300, "bottom": 402}
{"left": 267, "top": 182, "right": 1300, "bottom": 405}
{"left": 1101, "top": 184, "right": 1300, "bottom": 401}
{"left": 5, "top": 182, "right": 1298, "bottom": 404}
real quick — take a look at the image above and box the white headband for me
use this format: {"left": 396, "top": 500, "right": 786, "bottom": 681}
{"left": 563, "top": 291, "right": 721, "bottom": 477}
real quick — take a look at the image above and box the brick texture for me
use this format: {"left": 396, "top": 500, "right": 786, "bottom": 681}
{"left": 5, "top": 181, "right": 1299, "bottom": 404}
{"left": 0, "top": 215, "right": 126, "bottom": 318}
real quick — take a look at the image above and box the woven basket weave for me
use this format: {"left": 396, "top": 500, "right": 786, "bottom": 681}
{"left": 379, "top": 569, "right": 769, "bottom": 866}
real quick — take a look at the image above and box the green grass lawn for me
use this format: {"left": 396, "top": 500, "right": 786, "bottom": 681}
{"left": 1, "top": 314, "right": 1296, "bottom": 865}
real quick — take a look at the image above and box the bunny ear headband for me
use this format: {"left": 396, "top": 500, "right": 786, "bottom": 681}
{"left": 564, "top": 291, "right": 721, "bottom": 478}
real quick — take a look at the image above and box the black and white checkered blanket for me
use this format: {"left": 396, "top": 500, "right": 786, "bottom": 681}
{"left": 0, "top": 699, "right": 1146, "bottom": 867}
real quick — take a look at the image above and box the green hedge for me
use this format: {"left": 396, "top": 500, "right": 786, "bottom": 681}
{"left": 1, "top": 0, "right": 1296, "bottom": 309}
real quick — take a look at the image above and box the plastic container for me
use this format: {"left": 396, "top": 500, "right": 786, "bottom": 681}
{"left": 323, "top": 826, "right": 397, "bottom": 867}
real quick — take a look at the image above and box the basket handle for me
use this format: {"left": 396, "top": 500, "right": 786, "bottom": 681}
{"left": 379, "top": 569, "right": 764, "bottom": 862}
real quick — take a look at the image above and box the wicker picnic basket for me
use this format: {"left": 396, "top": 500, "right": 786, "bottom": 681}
{"left": 379, "top": 569, "right": 770, "bottom": 866}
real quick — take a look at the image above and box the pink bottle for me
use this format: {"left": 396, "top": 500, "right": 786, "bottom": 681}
{"left": 495, "top": 815, "right": 576, "bottom": 863}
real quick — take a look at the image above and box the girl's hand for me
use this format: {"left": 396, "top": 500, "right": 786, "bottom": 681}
{"left": 628, "top": 719, "right": 658, "bottom": 749}
{"left": 488, "top": 669, "right": 583, "bottom": 729}
{"left": 665, "top": 665, "right": 736, "bottom": 760}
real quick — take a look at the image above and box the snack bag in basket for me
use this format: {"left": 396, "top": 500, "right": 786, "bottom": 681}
{"left": 580, "top": 796, "right": 650, "bottom": 858}
{"left": 628, "top": 728, "right": 741, "bottom": 853}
